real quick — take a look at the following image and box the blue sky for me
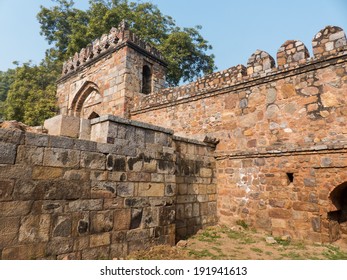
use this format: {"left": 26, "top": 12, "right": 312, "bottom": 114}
{"left": 0, "top": 0, "right": 346, "bottom": 73}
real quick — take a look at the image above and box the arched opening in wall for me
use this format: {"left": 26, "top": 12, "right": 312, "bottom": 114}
{"left": 88, "top": 112, "right": 100, "bottom": 119}
{"left": 70, "top": 81, "right": 101, "bottom": 118}
{"left": 141, "top": 65, "right": 152, "bottom": 94}
{"left": 328, "top": 182, "right": 347, "bottom": 241}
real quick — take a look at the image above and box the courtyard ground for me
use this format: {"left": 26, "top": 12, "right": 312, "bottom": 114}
{"left": 128, "top": 225, "right": 347, "bottom": 260}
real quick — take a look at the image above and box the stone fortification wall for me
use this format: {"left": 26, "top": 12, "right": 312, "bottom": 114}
{"left": 132, "top": 26, "right": 346, "bottom": 119}
{"left": 131, "top": 26, "right": 347, "bottom": 242}
{"left": 0, "top": 115, "right": 216, "bottom": 259}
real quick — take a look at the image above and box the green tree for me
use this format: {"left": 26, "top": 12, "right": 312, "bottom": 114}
{"left": 5, "top": 60, "right": 59, "bottom": 125}
{"left": 37, "top": 0, "right": 215, "bottom": 85}
{"left": 37, "top": 0, "right": 89, "bottom": 61}
{"left": 0, "top": 68, "right": 15, "bottom": 120}
{"left": 0, "top": 68, "right": 15, "bottom": 102}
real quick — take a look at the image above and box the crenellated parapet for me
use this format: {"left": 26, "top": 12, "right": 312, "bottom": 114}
{"left": 276, "top": 40, "right": 310, "bottom": 69}
{"left": 312, "top": 25, "right": 346, "bottom": 58}
{"left": 246, "top": 50, "right": 275, "bottom": 77}
{"left": 132, "top": 25, "right": 347, "bottom": 113}
{"left": 61, "top": 20, "right": 165, "bottom": 76}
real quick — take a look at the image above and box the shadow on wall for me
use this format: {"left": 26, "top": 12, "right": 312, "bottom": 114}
{"left": 174, "top": 139, "right": 217, "bottom": 242}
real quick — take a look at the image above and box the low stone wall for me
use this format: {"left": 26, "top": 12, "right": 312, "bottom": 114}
{"left": 0, "top": 116, "right": 216, "bottom": 259}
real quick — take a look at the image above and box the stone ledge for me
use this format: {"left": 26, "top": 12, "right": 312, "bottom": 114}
{"left": 216, "top": 146, "right": 347, "bottom": 160}
{"left": 91, "top": 115, "right": 174, "bottom": 135}
{"left": 173, "top": 135, "right": 216, "bottom": 148}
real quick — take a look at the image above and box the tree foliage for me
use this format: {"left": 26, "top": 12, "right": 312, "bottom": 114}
{"left": 0, "top": 68, "right": 15, "bottom": 102}
{"left": 0, "top": 68, "right": 15, "bottom": 120}
{"left": 3, "top": 0, "right": 215, "bottom": 125}
{"left": 37, "top": 0, "right": 215, "bottom": 85}
{"left": 4, "top": 60, "right": 59, "bottom": 125}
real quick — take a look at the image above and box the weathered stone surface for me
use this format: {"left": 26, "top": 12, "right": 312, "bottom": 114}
{"left": 49, "top": 135, "right": 75, "bottom": 149}
{"left": 0, "top": 217, "right": 20, "bottom": 247}
{"left": 43, "top": 148, "right": 80, "bottom": 168}
{"left": 321, "top": 91, "right": 339, "bottom": 107}
{"left": 0, "top": 128, "right": 24, "bottom": 144}
{"left": 47, "top": 238, "right": 74, "bottom": 255}
{"left": 52, "top": 216, "right": 72, "bottom": 237}
{"left": 19, "top": 214, "right": 51, "bottom": 243}
{"left": 165, "top": 184, "right": 176, "bottom": 196}
{"left": 80, "top": 151, "right": 106, "bottom": 170}
{"left": 0, "top": 201, "right": 32, "bottom": 217}
{"left": 81, "top": 246, "right": 110, "bottom": 260}
{"left": 89, "top": 233, "right": 111, "bottom": 247}
{"left": 0, "top": 180, "right": 14, "bottom": 201}
{"left": 40, "top": 180, "right": 90, "bottom": 200}
{"left": 292, "top": 202, "right": 319, "bottom": 212}
{"left": 126, "top": 228, "right": 150, "bottom": 242}
{"left": 66, "top": 199, "right": 103, "bottom": 212}
{"left": 64, "top": 170, "right": 89, "bottom": 181}
{"left": 16, "top": 145, "right": 44, "bottom": 165}
{"left": 106, "top": 155, "right": 126, "bottom": 171}
{"left": 114, "top": 209, "right": 131, "bottom": 231}
{"left": 90, "top": 211, "right": 114, "bottom": 233}
{"left": 0, "top": 142, "right": 17, "bottom": 164}
{"left": 32, "top": 166, "right": 64, "bottom": 180}
{"left": 32, "top": 200, "right": 65, "bottom": 214}
{"left": 110, "top": 243, "right": 128, "bottom": 259}
{"left": 91, "top": 181, "right": 117, "bottom": 198}
{"left": 116, "top": 182, "right": 135, "bottom": 197}
{"left": 138, "top": 183, "right": 165, "bottom": 197}
{"left": 44, "top": 115, "right": 80, "bottom": 138}
{"left": 266, "top": 88, "right": 277, "bottom": 104}
{"left": 25, "top": 133, "right": 49, "bottom": 147}
{"left": 2, "top": 243, "right": 46, "bottom": 260}
{"left": 130, "top": 208, "right": 143, "bottom": 229}
{"left": 268, "top": 209, "right": 291, "bottom": 219}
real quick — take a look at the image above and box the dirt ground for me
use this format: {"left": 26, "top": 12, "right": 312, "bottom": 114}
{"left": 128, "top": 225, "right": 347, "bottom": 260}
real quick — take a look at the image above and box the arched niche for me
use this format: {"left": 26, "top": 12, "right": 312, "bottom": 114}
{"left": 328, "top": 182, "right": 347, "bottom": 241}
{"left": 70, "top": 81, "right": 102, "bottom": 118}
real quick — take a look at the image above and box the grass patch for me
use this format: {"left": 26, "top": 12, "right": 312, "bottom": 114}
{"left": 250, "top": 247, "right": 263, "bottom": 253}
{"left": 292, "top": 241, "right": 306, "bottom": 250}
{"left": 322, "top": 245, "right": 347, "bottom": 260}
{"left": 189, "top": 249, "right": 217, "bottom": 259}
{"left": 211, "top": 246, "right": 227, "bottom": 258}
{"left": 280, "top": 251, "right": 303, "bottom": 259}
{"left": 240, "top": 236, "right": 256, "bottom": 244}
{"left": 274, "top": 237, "right": 291, "bottom": 246}
{"left": 197, "top": 227, "right": 221, "bottom": 243}
{"left": 226, "top": 230, "right": 244, "bottom": 240}
{"left": 236, "top": 219, "right": 249, "bottom": 230}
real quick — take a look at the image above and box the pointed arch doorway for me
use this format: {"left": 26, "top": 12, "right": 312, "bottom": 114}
{"left": 70, "top": 81, "right": 102, "bottom": 118}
